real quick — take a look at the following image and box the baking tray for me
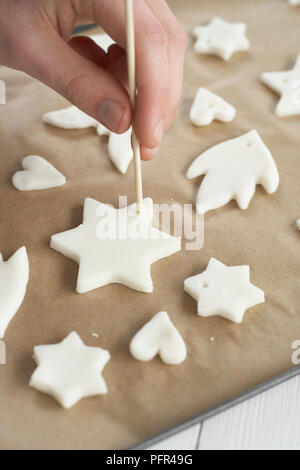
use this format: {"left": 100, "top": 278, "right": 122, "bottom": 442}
{"left": 133, "top": 366, "right": 300, "bottom": 449}
{"left": 0, "top": 0, "right": 299, "bottom": 450}
{"left": 72, "top": 14, "right": 300, "bottom": 451}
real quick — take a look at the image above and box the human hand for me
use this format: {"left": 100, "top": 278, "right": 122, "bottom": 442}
{"left": 0, "top": 0, "right": 187, "bottom": 160}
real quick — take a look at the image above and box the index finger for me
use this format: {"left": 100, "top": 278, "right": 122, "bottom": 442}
{"left": 79, "top": 0, "right": 171, "bottom": 150}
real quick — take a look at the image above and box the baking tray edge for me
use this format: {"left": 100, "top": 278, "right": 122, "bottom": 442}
{"left": 131, "top": 366, "right": 300, "bottom": 450}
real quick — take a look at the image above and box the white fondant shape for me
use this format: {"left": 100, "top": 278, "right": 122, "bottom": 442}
{"left": 184, "top": 258, "right": 265, "bottom": 323}
{"left": 30, "top": 331, "right": 110, "bottom": 409}
{"left": 108, "top": 128, "right": 133, "bottom": 174}
{"left": 89, "top": 33, "right": 115, "bottom": 52}
{"left": 43, "top": 105, "right": 99, "bottom": 130}
{"left": 130, "top": 311, "right": 187, "bottom": 365}
{"left": 186, "top": 130, "right": 279, "bottom": 214}
{"left": 193, "top": 17, "right": 250, "bottom": 61}
{"left": 262, "top": 55, "right": 300, "bottom": 117}
{"left": 0, "top": 247, "right": 29, "bottom": 338}
{"left": 289, "top": 0, "right": 300, "bottom": 5}
{"left": 43, "top": 106, "right": 133, "bottom": 174}
{"left": 296, "top": 219, "right": 300, "bottom": 231}
{"left": 190, "top": 88, "right": 236, "bottom": 126}
{"left": 13, "top": 156, "right": 66, "bottom": 191}
{"left": 51, "top": 198, "right": 181, "bottom": 294}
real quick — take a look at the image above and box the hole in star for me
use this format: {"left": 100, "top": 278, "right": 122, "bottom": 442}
{"left": 202, "top": 281, "right": 209, "bottom": 288}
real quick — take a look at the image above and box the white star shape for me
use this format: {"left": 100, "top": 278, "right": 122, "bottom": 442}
{"left": 193, "top": 17, "right": 250, "bottom": 61}
{"left": 51, "top": 198, "right": 181, "bottom": 294}
{"left": 262, "top": 55, "right": 300, "bottom": 117}
{"left": 289, "top": 0, "right": 300, "bottom": 5}
{"left": 29, "top": 331, "right": 110, "bottom": 409}
{"left": 184, "top": 258, "right": 265, "bottom": 323}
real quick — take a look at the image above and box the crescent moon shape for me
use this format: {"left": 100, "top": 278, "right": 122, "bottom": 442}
{"left": 0, "top": 247, "right": 29, "bottom": 339}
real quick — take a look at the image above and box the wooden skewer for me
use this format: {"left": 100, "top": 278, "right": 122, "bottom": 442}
{"left": 125, "top": 0, "right": 144, "bottom": 213}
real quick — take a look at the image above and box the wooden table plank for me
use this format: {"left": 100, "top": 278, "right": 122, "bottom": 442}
{"left": 147, "top": 424, "right": 201, "bottom": 450}
{"left": 198, "top": 376, "right": 300, "bottom": 450}
{"left": 147, "top": 377, "right": 300, "bottom": 450}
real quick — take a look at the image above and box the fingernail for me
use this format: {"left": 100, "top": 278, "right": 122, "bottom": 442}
{"left": 143, "top": 147, "right": 159, "bottom": 160}
{"left": 152, "top": 120, "right": 164, "bottom": 147}
{"left": 98, "top": 99, "right": 125, "bottom": 131}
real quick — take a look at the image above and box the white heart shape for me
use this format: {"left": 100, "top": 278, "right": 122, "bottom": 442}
{"left": 130, "top": 312, "right": 187, "bottom": 365}
{"left": 13, "top": 156, "right": 66, "bottom": 191}
{"left": 190, "top": 88, "right": 236, "bottom": 126}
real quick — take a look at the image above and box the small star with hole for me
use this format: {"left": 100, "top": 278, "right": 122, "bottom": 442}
{"left": 262, "top": 54, "right": 300, "bottom": 117}
{"left": 184, "top": 258, "right": 265, "bottom": 323}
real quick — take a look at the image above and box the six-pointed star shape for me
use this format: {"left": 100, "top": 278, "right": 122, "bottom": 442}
{"left": 193, "top": 17, "right": 250, "bottom": 61}
{"left": 184, "top": 258, "right": 265, "bottom": 323}
{"left": 186, "top": 130, "right": 280, "bottom": 214}
{"left": 30, "top": 331, "right": 110, "bottom": 409}
{"left": 51, "top": 198, "right": 181, "bottom": 294}
{"left": 262, "top": 55, "right": 300, "bottom": 117}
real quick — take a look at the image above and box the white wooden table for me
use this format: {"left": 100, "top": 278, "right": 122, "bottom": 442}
{"left": 147, "top": 375, "right": 300, "bottom": 450}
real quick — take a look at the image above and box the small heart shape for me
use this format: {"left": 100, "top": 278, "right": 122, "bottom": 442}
{"left": 190, "top": 88, "right": 236, "bottom": 126}
{"left": 130, "top": 311, "right": 187, "bottom": 365}
{"left": 12, "top": 156, "right": 66, "bottom": 191}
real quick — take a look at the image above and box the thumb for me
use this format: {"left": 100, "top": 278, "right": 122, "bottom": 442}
{"left": 20, "top": 29, "right": 132, "bottom": 133}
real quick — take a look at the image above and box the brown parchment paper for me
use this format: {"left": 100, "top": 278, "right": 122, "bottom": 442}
{"left": 0, "top": 0, "right": 299, "bottom": 450}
